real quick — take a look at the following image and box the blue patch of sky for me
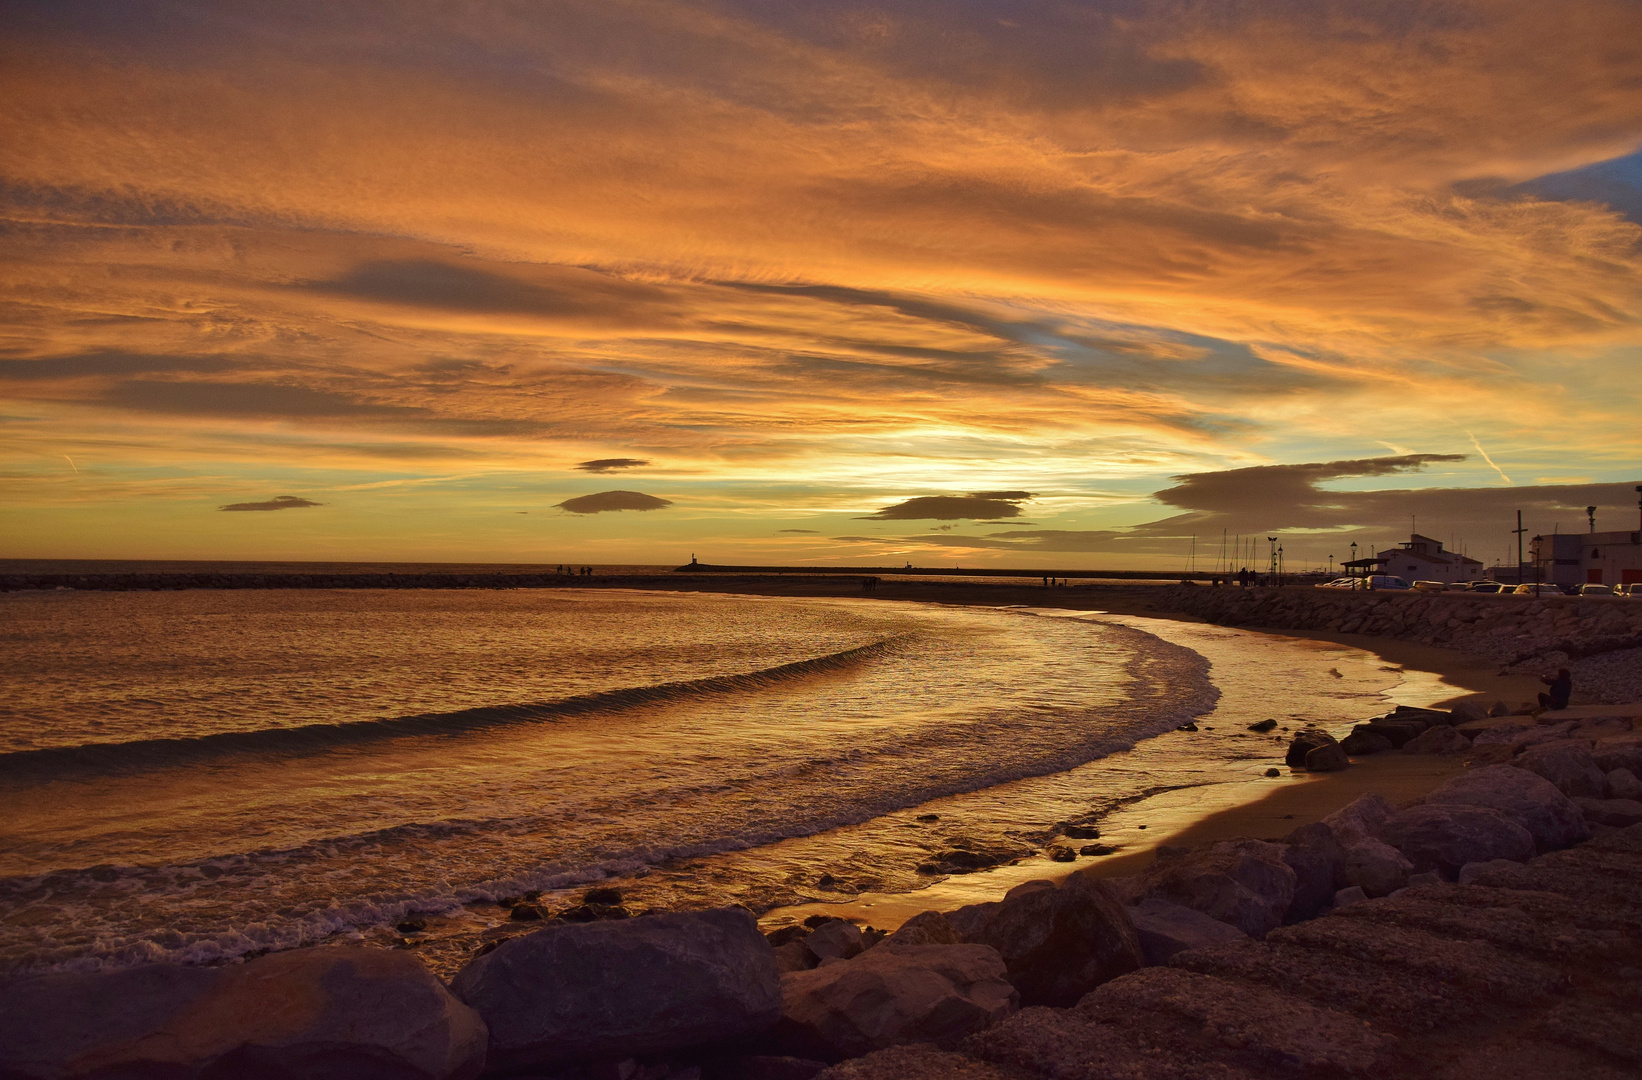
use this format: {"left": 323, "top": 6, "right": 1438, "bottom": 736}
{"left": 1508, "top": 149, "right": 1642, "bottom": 225}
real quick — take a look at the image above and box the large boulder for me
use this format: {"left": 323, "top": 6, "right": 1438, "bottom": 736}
{"left": 945, "top": 873, "right": 1142, "bottom": 1007}
{"left": 450, "top": 907, "right": 780, "bottom": 1073}
{"left": 1340, "top": 730, "right": 1394, "bottom": 756}
{"left": 1607, "top": 768, "right": 1642, "bottom": 801}
{"left": 771, "top": 944, "right": 1017, "bottom": 1061}
{"left": 0, "top": 947, "right": 487, "bottom": 1080}
{"left": 1516, "top": 744, "right": 1608, "bottom": 798}
{"left": 1281, "top": 823, "right": 1345, "bottom": 922}
{"left": 1129, "top": 843, "right": 1296, "bottom": 939}
{"left": 1125, "top": 898, "right": 1248, "bottom": 965}
{"left": 1378, "top": 804, "right": 1535, "bottom": 878}
{"left": 1321, "top": 793, "right": 1396, "bottom": 846}
{"left": 1350, "top": 721, "right": 1424, "bottom": 749}
{"left": 1572, "top": 797, "right": 1642, "bottom": 828}
{"left": 1591, "top": 742, "right": 1642, "bottom": 776}
{"left": 1284, "top": 730, "right": 1337, "bottom": 768}
{"left": 1339, "top": 838, "right": 1414, "bottom": 897}
{"left": 1305, "top": 742, "right": 1350, "bottom": 772}
{"left": 1449, "top": 699, "right": 1490, "bottom": 723}
{"left": 1402, "top": 726, "right": 1470, "bottom": 755}
{"left": 805, "top": 921, "right": 865, "bottom": 963}
{"left": 1423, "top": 764, "right": 1590, "bottom": 851}
{"left": 882, "top": 911, "right": 961, "bottom": 947}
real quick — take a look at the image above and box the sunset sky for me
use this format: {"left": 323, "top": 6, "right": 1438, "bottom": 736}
{"left": 4, "top": 0, "right": 1641, "bottom": 569}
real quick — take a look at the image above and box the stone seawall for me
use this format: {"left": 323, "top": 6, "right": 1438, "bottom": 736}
{"left": 1160, "top": 585, "right": 1642, "bottom": 702}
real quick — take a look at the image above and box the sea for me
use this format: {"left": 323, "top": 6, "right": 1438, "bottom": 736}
{"left": 0, "top": 569, "right": 1457, "bottom": 978}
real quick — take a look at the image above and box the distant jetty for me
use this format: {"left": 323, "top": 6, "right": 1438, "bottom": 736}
{"left": 672, "top": 561, "right": 1227, "bottom": 580}
{"left": 1, "top": 565, "right": 1240, "bottom": 591}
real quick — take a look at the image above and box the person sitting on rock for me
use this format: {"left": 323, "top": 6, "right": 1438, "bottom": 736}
{"left": 1537, "top": 668, "right": 1572, "bottom": 712}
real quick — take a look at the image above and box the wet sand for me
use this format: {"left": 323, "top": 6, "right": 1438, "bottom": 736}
{"left": 734, "top": 578, "right": 1539, "bottom": 933}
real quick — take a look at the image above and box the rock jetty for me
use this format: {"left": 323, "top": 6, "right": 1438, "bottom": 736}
{"left": 5, "top": 705, "right": 1640, "bottom": 1080}
{"left": 1161, "top": 584, "right": 1642, "bottom": 702}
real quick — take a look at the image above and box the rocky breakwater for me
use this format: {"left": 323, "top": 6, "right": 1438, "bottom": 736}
{"left": 1159, "top": 584, "right": 1642, "bottom": 702}
{"left": 816, "top": 767, "right": 1642, "bottom": 1080}
{"left": 8, "top": 705, "right": 1641, "bottom": 1079}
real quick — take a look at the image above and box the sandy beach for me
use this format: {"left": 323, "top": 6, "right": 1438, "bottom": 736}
{"left": 633, "top": 575, "right": 1557, "bottom": 934}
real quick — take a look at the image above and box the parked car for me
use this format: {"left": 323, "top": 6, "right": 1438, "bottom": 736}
{"left": 1620, "top": 583, "right": 1642, "bottom": 597}
{"left": 1364, "top": 575, "right": 1411, "bottom": 590}
{"left": 1313, "top": 577, "right": 1360, "bottom": 589}
{"left": 1511, "top": 582, "right": 1565, "bottom": 596}
{"left": 1577, "top": 583, "right": 1614, "bottom": 596}
{"left": 1412, "top": 580, "right": 1447, "bottom": 592}
{"left": 1467, "top": 581, "right": 1507, "bottom": 593}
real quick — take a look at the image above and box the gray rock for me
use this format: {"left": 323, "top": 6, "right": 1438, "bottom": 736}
{"left": 1340, "top": 839, "right": 1413, "bottom": 897}
{"left": 1284, "top": 730, "right": 1336, "bottom": 768}
{"left": 1126, "top": 897, "right": 1249, "bottom": 964}
{"left": 1304, "top": 742, "right": 1350, "bottom": 772}
{"left": 1350, "top": 721, "right": 1425, "bottom": 748}
{"left": 451, "top": 907, "right": 780, "bottom": 1073}
{"left": 1572, "top": 797, "right": 1642, "bottom": 828}
{"left": 882, "top": 911, "right": 961, "bottom": 947}
{"left": 1591, "top": 743, "right": 1642, "bottom": 775}
{"left": 1280, "top": 822, "right": 1345, "bottom": 922}
{"left": 1322, "top": 793, "right": 1396, "bottom": 846}
{"left": 1333, "top": 885, "right": 1369, "bottom": 908}
{"left": 805, "top": 920, "right": 864, "bottom": 962}
{"left": 1470, "top": 724, "right": 1531, "bottom": 747}
{"left": 773, "top": 940, "right": 815, "bottom": 974}
{"left": 1130, "top": 845, "right": 1296, "bottom": 939}
{"left": 1449, "top": 699, "right": 1490, "bottom": 723}
{"left": 945, "top": 872, "right": 1142, "bottom": 1007}
{"left": 0, "top": 947, "right": 486, "bottom": 1080}
{"left": 1402, "top": 725, "right": 1470, "bottom": 755}
{"left": 1379, "top": 804, "right": 1536, "bottom": 877}
{"left": 1606, "top": 768, "right": 1642, "bottom": 801}
{"left": 771, "top": 944, "right": 1017, "bottom": 1061}
{"left": 1518, "top": 744, "right": 1608, "bottom": 797}
{"left": 1424, "top": 763, "right": 1590, "bottom": 851}
{"left": 1340, "top": 731, "right": 1394, "bottom": 756}
{"left": 1510, "top": 723, "right": 1581, "bottom": 750}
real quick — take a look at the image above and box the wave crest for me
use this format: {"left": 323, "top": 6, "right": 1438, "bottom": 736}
{"left": 0, "top": 636, "right": 905, "bottom": 779}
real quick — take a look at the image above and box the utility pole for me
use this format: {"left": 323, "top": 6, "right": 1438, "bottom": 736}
{"left": 1512, "top": 511, "right": 1527, "bottom": 585}
{"left": 1267, "top": 536, "right": 1279, "bottom": 584}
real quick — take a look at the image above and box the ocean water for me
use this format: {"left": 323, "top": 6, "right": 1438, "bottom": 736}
{"left": 0, "top": 587, "right": 1434, "bottom": 977}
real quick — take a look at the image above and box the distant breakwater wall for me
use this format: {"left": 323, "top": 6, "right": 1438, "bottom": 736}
{"left": 0, "top": 571, "right": 684, "bottom": 592}
{"left": 1159, "top": 584, "right": 1642, "bottom": 671}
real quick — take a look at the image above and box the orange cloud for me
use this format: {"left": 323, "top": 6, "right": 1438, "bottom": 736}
{"left": 2, "top": 1, "right": 1640, "bottom": 560}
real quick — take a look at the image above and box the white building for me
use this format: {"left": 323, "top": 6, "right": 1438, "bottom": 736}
{"left": 1374, "top": 534, "right": 1485, "bottom": 584}
{"left": 1532, "top": 529, "right": 1642, "bottom": 588}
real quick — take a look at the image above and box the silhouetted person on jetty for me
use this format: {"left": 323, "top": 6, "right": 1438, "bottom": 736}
{"left": 1539, "top": 667, "right": 1573, "bottom": 712}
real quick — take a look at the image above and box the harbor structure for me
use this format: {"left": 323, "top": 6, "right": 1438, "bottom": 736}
{"left": 1373, "top": 534, "right": 1485, "bottom": 584}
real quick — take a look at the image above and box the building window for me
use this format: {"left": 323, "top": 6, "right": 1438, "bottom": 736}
{"left": 1592, "top": 549, "right": 1601, "bottom": 559}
